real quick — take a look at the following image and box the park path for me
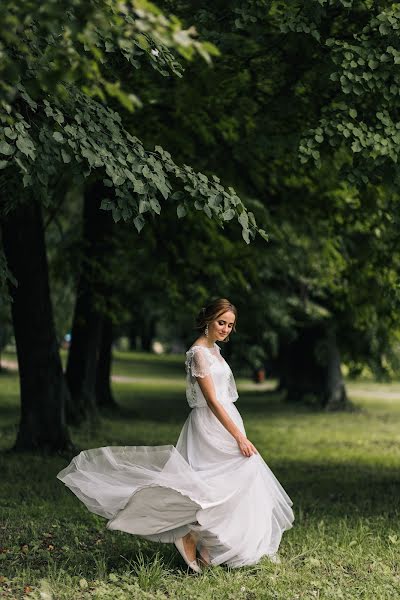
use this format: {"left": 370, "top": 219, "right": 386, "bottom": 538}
{"left": 94, "top": 376, "right": 400, "bottom": 398}
{"left": 0, "top": 360, "right": 274, "bottom": 392}
{"left": 0, "top": 359, "right": 275, "bottom": 391}
{"left": 2, "top": 358, "right": 400, "bottom": 399}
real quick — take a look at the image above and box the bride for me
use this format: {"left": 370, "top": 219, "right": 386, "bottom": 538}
{"left": 57, "top": 298, "right": 294, "bottom": 573}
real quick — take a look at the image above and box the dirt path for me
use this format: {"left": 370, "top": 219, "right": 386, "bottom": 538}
{"left": 345, "top": 387, "right": 400, "bottom": 400}
{"left": 0, "top": 360, "right": 276, "bottom": 391}
{"left": 2, "top": 359, "right": 399, "bottom": 399}
{"left": 1, "top": 359, "right": 18, "bottom": 370}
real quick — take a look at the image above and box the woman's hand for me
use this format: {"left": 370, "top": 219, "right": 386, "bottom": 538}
{"left": 236, "top": 434, "right": 258, "bottom": 457}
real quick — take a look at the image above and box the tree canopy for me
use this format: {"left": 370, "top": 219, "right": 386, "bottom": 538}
{"left": 0, "top": 0, "right": 267, "bottom": 296}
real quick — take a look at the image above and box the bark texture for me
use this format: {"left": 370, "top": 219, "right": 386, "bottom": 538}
{"left": 140, "top": 316, "right": 156, "bottom": 352}
{"left": 66, "top": 181, "right": 114, "bottom": 423}
{"left": 1, "top": 199, "right": 73, "bottom": 452}
{"left": 96, "top": 315, "right": 116, "bottom": 409}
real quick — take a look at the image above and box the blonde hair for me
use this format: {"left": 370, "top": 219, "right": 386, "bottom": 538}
{"left": 195, "top": 298, "right": 237, "bottom": 342}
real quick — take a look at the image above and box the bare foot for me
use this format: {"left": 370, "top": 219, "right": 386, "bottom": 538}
{"left": 182, "top": 532, "right": 197, "bottom": 563}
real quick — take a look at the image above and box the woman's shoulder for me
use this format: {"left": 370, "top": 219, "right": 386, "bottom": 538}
{"left": 186, "top": 346, "right": 207, "bottom": 363}
{"left": 186, "top": 342, "right": 219, "bottom": 354}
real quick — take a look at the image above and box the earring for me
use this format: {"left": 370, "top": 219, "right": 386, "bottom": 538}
{"left": 204, "top": 324, "right": 209, "bottom": 337}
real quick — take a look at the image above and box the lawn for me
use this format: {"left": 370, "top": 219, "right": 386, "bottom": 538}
{"left": 0, "top": 352, "right": 399, "bottom": 599}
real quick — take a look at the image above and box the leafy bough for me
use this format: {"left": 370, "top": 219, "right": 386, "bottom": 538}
{"left": 0, "top": 87, "right": 268, "bottom": 245}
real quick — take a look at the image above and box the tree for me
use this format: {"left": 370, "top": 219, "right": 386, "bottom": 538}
{"left": 65, "top": 180, "right": 115, "bottom": 424}
{"left": 0, "top": 0, "right": 265, "bottom": 449}
{"left": 1, "top": 196, "right": 72, "bottom": 451}
{"left": 135, "top": 0, "right": 400, "bottom": 406}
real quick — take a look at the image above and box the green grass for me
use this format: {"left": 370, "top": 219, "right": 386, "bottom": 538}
{"left": 0, "top": 353, "right": 399, "bottom": 599}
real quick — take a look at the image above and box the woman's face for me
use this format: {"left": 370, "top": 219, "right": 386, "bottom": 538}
{"left": 208, "top": 310, "right": 236, "bottom": 342}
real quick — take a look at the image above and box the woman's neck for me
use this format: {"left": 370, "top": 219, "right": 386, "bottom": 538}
{"left": 197, "top": 335, "right": 215, "bottom": 348}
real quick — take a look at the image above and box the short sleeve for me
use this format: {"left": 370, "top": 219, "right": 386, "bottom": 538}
{"left": 186, "top": 347, "right": 212, "bottom": 378}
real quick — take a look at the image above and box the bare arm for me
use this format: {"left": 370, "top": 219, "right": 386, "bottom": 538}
{"left": 196, "top": 374, "right": 258, "bottom": 457}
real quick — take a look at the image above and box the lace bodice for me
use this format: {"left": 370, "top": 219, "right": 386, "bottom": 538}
{"left": 185, "top": 343, "right": 239, "bottom": 408}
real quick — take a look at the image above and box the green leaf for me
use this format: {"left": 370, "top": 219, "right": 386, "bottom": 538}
{"left": 15, "top": 135, "right": 35, "bottom": 159}
{"left": 242, "top": 228, "right": 250, "bottom": 244}
{"left": 4, "top": 127, "right": 17, "bottom": 140}
{"left": 156, "top": 180, "right": 169, "bottom": 199}
{"left": 61, "top": 149, "right": 71, "bottom": 163}
{"left": 52, "top": 131, "right": 64, "bottom": 143}
{"left": 203, "top": 205, "right": 212, "bottom": 218}
{"left": 112, "top": 174, "right": 126, "bottom": 186}
{"left": 238, "top": 211, "right": 249, "bottom": 229}
{"left": 134, "top": 215, "right": 145, "bottom": 232}
{"left": 222, "top": 209, "right": 235, "bottom": 221}
{"left": 112, "top": 208, "right": 122, "bottom": 222}
{"left": 100, "top": 199, "right": 113, "bottom": 210}
{"left": 142, "top": 165, "right": 151, "bottom": 178}
{"left": 139, "top": 199, "right": 149, "bottom": 213}
{"left": 208, "top": 194, "right": 221, "bottom": 209}
{"left": 133, "top": 180, "right": 145, "bottom": 194}
{"left": 150, "top": 197, "right": 161, "bottom": 214}
{"left": 0, "top": 141, "right": 14, "bottom": 156}
{"left": 177, "top": 204, "right": 186, "bottom": 218}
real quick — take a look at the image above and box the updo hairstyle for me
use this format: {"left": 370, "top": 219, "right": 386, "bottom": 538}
{"left": 195, "top": 298, "right": 237, "bottom": 342}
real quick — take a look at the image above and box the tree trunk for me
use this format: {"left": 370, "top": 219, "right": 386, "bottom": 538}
{"left": 1, "top": 199, "right": 73, "bottom": 452}
{"left": 128, "top": 322, "right": 139, "bottom": 351}
{"left": 140, "top": 316, "right": 156, "bottom": 352}
{"left": 278, "top": 322, "right": 348, "bottom": 409}
{"left": 65, "top": 288, "right": 103, "bottom": 424}
{"left": 65, "top": 181, "right": 113, "bottom": 424}
{"left": 324, "top": 329, "right": 348, "bottom": 410}
{"left": 96, "top": 315, "right": 117, "bottom": 409}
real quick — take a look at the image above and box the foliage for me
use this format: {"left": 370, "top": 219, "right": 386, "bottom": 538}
{"left": 0, "top": 0, "right": 266, "bottom": 300}
{"left": 271, "top": 2, "right": 400, "bottom": 188}
{"left": 0, "top": 0, "right": 219, "bottom": 110}
{"left": 0, "top": 89, "right": 263, "bottom": 242}
{"left": 138, "top": 0, "right": 400, "bottom": 377}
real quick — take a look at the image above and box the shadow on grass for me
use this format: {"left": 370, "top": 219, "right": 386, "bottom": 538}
{"left": 1, "top": 363, "right": 399, "bottom": 552}
{"left": 113, "top": 355, "right": 185, "bottom": 378}
{"left": 1, "top": 450, "right": 398, "bottom": 523}
{"left": 1, "top": 383, "right": 399, "bottom": 518}
{"left": 113, "top": 386, "right": 346, "bottom": 426}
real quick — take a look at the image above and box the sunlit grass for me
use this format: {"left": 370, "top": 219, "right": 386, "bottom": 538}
{"left": 0, "top": 352, "right": 399, "bottom": 599}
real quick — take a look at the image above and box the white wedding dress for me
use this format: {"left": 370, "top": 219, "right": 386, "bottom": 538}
{"left": 57, "top": 343, "right": 294, "bottom": 567}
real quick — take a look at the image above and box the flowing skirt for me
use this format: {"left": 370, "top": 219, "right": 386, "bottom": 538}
{"left": 57, "top": 402, "right": 294, "bottom": 567}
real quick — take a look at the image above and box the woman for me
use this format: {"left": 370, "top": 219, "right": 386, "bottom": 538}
{"left": 57, "top": 298, "right": 294, "bottom": 573}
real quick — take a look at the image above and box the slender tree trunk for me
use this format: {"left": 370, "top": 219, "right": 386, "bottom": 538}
{"left": 278, "top": 322, "right": 348, "bottom": 409}
{"left": 324, "top": 329, "right": 348, "bottom": 410}
{"left": 96, "top": 315, "right": 116, "bottom": 409}
{"left": 65, "top": 289, "right": 103, "bottom": 424}
{"left": 1, "top": 200, "right": 73, "bottom": 452}
{"left": 128, "top": 323, "right": 139, "bottom": 351}
{"left": 140, "top": 316, "right": 156, "bottom": 352}
{"left": 65, "top": 181, "right": 113, "bottom": 424}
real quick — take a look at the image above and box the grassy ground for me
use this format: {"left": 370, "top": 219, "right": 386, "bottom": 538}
{"left": 0, "top": 352, "right": 399, "bottom": 599}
